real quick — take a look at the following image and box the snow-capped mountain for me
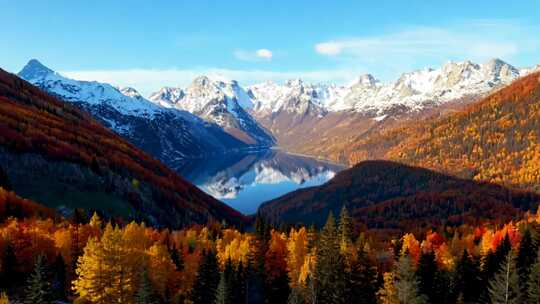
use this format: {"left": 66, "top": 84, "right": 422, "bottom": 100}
{"left": 248, "top": 58, "right": 524, "bottom": 118}
{"left": 18, "top": 59, "right": 249, "bottom": 168}
{"left": 248, "top": 79, "right": 333, "bottom": 117}
{"left": 241, "top": 58, "right": 537, "bottom": 163}
{"left": 149, "top": 76, "right": 274, "bottom": 146}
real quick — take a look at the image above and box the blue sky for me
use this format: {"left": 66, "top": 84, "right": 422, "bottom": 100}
{"left": 1, "top": 0, "right": 540, "bottom": 95}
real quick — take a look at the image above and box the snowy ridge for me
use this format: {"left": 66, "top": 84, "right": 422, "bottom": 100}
{"left": 247, "top": 58, "right": 529, "bottom": 118}
{"left": 18, "top": 59, "right": 250, "bottom": 166}
{"left": 19, "top": 59, "right": 161, "bottom": 118}
{"left": 149, "top": 76, "right": 274, "bottom": 145}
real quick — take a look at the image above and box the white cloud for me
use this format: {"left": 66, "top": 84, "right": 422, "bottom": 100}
{"left": 62, "top": 68, "right": 358, "bottom": 97}
{"left": 315, "top": 20, "right": 540, "bottom": 78}
{"left": 234, "top": 48, "right": 273, "bottom": 61}
{"left": 315, "top": 42, "right": 343, "bottom": 56}
{"left": 255, "top": 49, "right": 273, "bottom": 59}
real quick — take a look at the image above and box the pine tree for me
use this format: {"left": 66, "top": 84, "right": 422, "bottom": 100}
{"left": 527, "top": 249, "right": 540, "bottom": 303}
{"left": 223, "top": 258, "right": 235, "bottom": 304}
{"left": 455, "top": 250, "right": 482, "bottom": 303}
{"left": 394, "top": 254, "right": 427, "bottom": 304}
{"left": 215, "top": 271, "right": 228, "bottom": 304}
{"left": 235, "top": 261, "right": 247, "bottom": 304}
{"left": 338, "top": 206, "right": 353, "bottom": 249}
{"left": 135, "top": 268, "right": 159, "bottom": 304}
{"left": 24, "top": 254, "right": 53, "bottom": 304}
{"left": 349, "top": 245, "right": 379, "bottom": 304}
{"left": 192, "top": 250, "right": 220, "bottom": 304}
{"left": 416, "top": 250, "right": 437, "bottom": 302}
{"left": 315, "top": 212, "right": 346, "bottom": 304}
{"left": 0, "top": 243, "right": 17, "bottom": 289}
{"left": 51, "top": 254, "right": 67, "bottom": 301}
{"left": 517, "top": 227, "right": 537, "bottom": 302}
{"left": 488, "top": 252, "right": 520, "bottom": 304}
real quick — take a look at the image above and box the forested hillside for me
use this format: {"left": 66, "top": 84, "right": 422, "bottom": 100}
{"left": 259, "top": 161, "right": 540, "bottom": 230}
{"left": 345, "top": 71, "right": 540, "bottom": 192}
{"left": 0, "top": 69, "right": 246, "bottom": 227}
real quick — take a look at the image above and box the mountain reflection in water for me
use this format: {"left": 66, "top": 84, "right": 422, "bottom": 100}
{"left": 175, "top": 150, "right": 344, "bottom": 214}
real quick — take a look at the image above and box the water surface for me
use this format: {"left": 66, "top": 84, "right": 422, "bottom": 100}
{"left": 176, "top": 150, "right": 344, "bottom": 214}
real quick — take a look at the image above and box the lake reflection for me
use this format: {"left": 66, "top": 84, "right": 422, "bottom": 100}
{"left": 175, "top": 150, "right": 344, "bottom": 214}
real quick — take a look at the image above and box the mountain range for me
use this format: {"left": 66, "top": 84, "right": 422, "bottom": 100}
{"left": 149, "top": 58, "right": 539, "bottom": 163}
{"left": 19, "top": 58, "right": 539, "bottom": 168}
{"left": 0, "top": 67, "right": 246, "bottom": 227}
{"left": 18, "top": 60, "right": 254, "bottom": 169}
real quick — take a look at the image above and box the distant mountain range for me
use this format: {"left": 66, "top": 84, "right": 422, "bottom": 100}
{"left": 0, "top": 67, "right": 246, "bottom": 227}
{"left": 149, "top": 58, "right": 539, "bottom": 163}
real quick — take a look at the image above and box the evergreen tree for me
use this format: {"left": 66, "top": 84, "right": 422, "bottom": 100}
{"left": 338, "top": 206, "right": 353, "bottom": 247}
{"left": 517, "top": 227, "right": 537, "bottom": 301}
{"left": 455, "top": 250, "right": 482, "bottom": 303}
{"left": 215, "top": 271, "right": 228, "bottom": 304}
{"left": 488, "top": 252, "right": 520, "bottom": 304}
{"left": 315, "top": 212, "right": 346, "bottom": 304}
{"left": 192, "top": 250, "right": 220, "bottom": 304}
{"left": 287, "top": 287, "right": 305, "bottom": 304}
{"left": 135, "top": 268, "right": 159, "bottom": 304}
{"left": 24, "top": 254, "right": 53, "bottom": 304}
{"left": 223, "top": 258, "right": 235, "bottom": 304}
{"left": 394, "top": 254, "right": 427, "bottom": 304}
{"left": 416, "top": 250, "right": 437, "bottom": 302}
{"left": 527, "top": 249, "right": 540, "bottom": 303}
{"left": 51, "top": 254, "right": 67, "bottom": 301}
{"left": 349, "top": 245, "right": 379, "bottom": 304}
{"left": 482, "top": 234, "right": 512, "bottom": 301}
{"left": 0, "top": 243, "right": 17, "bottom": 289}
{"left": 235, "top": 261, "right": 247, "bottom": 304}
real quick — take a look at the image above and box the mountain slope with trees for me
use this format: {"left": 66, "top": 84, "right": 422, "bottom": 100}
{"left": 0, "top": 68, "right": 246, "bottom": 227}
{"left": 345, "top": 71, "right": 540, "bottom": 192}
{"left": 258, "top": 161, "right": 540, "bottom": 229}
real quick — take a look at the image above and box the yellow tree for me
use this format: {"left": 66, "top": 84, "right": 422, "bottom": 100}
{"left": 73, "top": 223, "right": 137, "bottom": 303}
{"left": 286, "top": 227, "right": 308, "bottom": 289}
{"left": 73, "top": 237, "right": 109, "bottom": 303}
{"left": 146, "top": 244, "right": 176, "bottom": 299}
{"left": 377, "top": 272, "right": 399, "bottom": 304}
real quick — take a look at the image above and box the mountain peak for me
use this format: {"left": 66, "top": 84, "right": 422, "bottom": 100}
{"left": 18, "top": 59, "right": 55, "bottom": 81}
{"left": 119, "top": 87, "right": 143, "bottom": 99}
{"left": 350, "top": 74, "right": 379, "bottom": 87}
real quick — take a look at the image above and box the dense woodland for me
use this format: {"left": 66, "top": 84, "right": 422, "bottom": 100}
{"left": 0, "top": 186, "right": 538, "bottom": 303}
{"left": 259, "top": 160, "right": 540, "bottom": 230}
{"left": 344, "top": 72, "right": 540, "bottom": 193}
